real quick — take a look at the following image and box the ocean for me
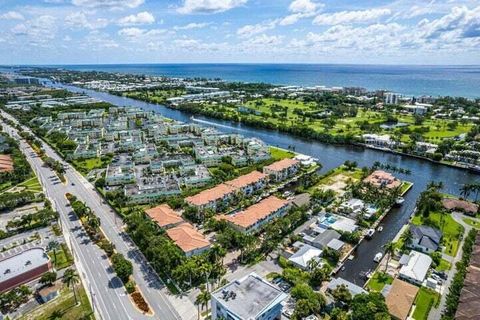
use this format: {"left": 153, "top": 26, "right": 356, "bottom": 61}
{"left": 53, "top": 63, "right": 480, "bottom": 98}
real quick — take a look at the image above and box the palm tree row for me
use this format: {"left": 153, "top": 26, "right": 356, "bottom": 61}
{"left": 460, "top": 183, "right": 480, "bottom": 202}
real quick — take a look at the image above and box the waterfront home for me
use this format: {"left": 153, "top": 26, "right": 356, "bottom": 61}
{"left": 211, "top": 272, "right": 287, "bottom": 320}
{"left": 362, "top": 134, "right": 396, "bottom": 149}
{"left": 442, "top": 198, "right": 479, "bottom": 216}
{"left": 145, "top": 204, "right": 184, "bottom": 229}
{"left": 409, "top": 224, "right": 442, "bottom": 253}
{"left": 326, "top": 277, "right": 367, "bottom": 297}
{"left": 166, "top": 223, "right": 211, "bottom": 257}
{"left": 220, "top": 196, "right": 290, "bottom": 233}
{"left": 398, "top": 250, "right": 432, "bottom": 285}
{"left": 185, "top": 183, "right": 237, "bottom": 212}
{"left": 384, "top": 278, "right": 419, "bottom": 320}
{"left": 363, "top": 170, "right": 401, "bottom": 189}
{"left": 263, "top": 158, "right": 300, "bottom": 182}
{"left": 288, "top": 242, "right": 323, "bottom": 270}
{"left": 415, "top": 142, "right": 438, "bottom": 155}
{"left": 302, "top": 227, "right": 344, "bottom": 252}
{"left": 224, "top": 170, "right": 268, "bottom": 196}
{"left": 318, "top": 214, "right": 358, "bottom": 233}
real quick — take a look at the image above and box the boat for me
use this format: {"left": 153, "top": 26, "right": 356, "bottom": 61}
{"left": 366, "top": 228, "right": 375, "bottom": 238}
{"left": 377, "top": 226, "right": 383, "bottom": 232}
{"left": 348, "top": 255, "right": 354, "bottom": 261}
{"left": 373, "top": 252, "right": 383, "bottom": 263}
{"left": 395, "top": 197, "right": 405, "bottom": 205}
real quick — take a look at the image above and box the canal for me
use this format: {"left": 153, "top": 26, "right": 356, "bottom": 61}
{"left": 52, "top": 82, "right": 479, "bottom": 286}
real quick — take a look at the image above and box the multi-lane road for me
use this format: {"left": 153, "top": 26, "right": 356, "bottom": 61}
{"left": 1, "top": 111, "right": 195, "bottom": 320}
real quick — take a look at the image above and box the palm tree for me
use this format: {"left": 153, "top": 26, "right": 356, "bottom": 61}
{"left": 194, "top": 292, "right": 203, "bottom": 320}
{"left": 47, "top": 240, "right": 60, "bottom": 266}
{"left": 460, "top": 184, "right": 472, "bottom": 200}
{"left": 62, "top": 268, "right": 80, "bottom": 305}
{"left": 383, "top": 242, "right": 396, "bottom": 272}
{"left": 48, "top": 309, "right": 63, "bottom": 320}
{"left": 198, "top": 290, "right": 211, "bottom": 316}
{"left": 400, "top": 229, "right": 413, "bottom": 251}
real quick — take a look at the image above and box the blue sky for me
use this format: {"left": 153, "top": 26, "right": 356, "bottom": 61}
{"left": 0, "top": 0, "right": 479, "bottom": 64}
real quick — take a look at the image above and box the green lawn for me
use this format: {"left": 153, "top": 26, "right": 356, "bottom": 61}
{"left": 19, "top": 286, "right": 93, "bottom": 320}
{"left": 435, "top": 258, "right": 452, "bottom": 272}
{"left": 269, "top": 146, "right": 295, "bottom": 160}
{"left": 17, "top": 176, "right": 42, "bottom": 192}
{"left": 72, "top": 158, "right": 107, "bottom": 174}
{"left": 366, "top": 272, "right": 393, "bottom": 292}
{"left": 400, "top": 181, "right": 413, "bottom": 195}
{"left": 411, "top": 211, "right": 464, "bottom": 257}
{"left": 49, "top": 244, "right": 74, "bottom": 270}
{"left": 463, "top": 218, "right": 480, "bottom": 229}
{"left": 412, "top": 287, "right": 440, "bottom": 320}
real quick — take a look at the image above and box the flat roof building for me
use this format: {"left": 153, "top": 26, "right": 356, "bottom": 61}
{"left": 399, "top": 250, "right": 432, "bottom": 285}
{"left": 0, "top": 248, "right": 51, "bottom": 293}
{"left": 211, "top": 272, "right": 287, "bottom": 320}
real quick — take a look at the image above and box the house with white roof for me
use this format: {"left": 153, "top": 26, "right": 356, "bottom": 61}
{"left": 398, "top": 250, "right": 432, "bottom": 285}
{"left": 288, "top": 242, "right": 323, "bottom": 270}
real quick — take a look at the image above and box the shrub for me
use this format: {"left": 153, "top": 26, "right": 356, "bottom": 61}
{"left": 125, "top": 280, "right": 136, "bottom": 294}
{"left": 131, "top": 291, "right": 149, "bottom": 313}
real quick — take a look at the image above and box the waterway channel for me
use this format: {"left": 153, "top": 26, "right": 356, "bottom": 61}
{"left": 50, "top": 82, "right": 479, "bottom": 286}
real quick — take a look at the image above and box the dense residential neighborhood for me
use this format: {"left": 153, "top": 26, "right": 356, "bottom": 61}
{"left": 0, "top": 68, "right": 479, "bottom": 320}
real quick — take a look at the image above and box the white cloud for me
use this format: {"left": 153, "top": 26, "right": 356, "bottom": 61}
{"left": 65, "top": 12, "right": 109, "bottom": 29}
{"left": 117, "top": 11, "right": 155, "bottom": 26}
{"left": 245, "top": 34, "right": 283, "bottom": 46}
{"left": 289, "top": 0, "right": 321, "bottom": 14}
{"left": 237, "top": 19, "right": 278, "bottom": 37}
{"left": 0, "top": 11, "right": 25, "bottom": 20}
{"left": 177, "top": 0, "right": 247, "bottom": 14}
{"left": 10, "top": 15, "right": 58, "bottom": 47}
{"left": 71, "top": 0, "right": 144, "bottom": 9}
{"left": 118, "top": 27, "right": 169, "bottom": 41}
{"left": 174, "top": 22, "right": 210, "bottom": 30}
{"left": 313, "top": 8, "right": 392, "bottom": 25}
{"left": 417, "top": 6, "right": 480, "bottom": 39}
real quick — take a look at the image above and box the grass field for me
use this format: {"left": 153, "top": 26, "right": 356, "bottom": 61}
{"left": 17, "top": 177, "right": 42, "bottom": 192}
{"left": 72, "top": 158, "right": 107, "bottom": 174}
{"left": 412, "top": 287, "right": 440, "bottom": 320}
{"left": 269, "top": 146, "right": 295, "bottom": 160}
{"left": 463, "top": 217, "right": 480, "bottom": 229}
{"left": 48, "top": 244, "right": 74, "bottom": 270}
{"left": 19, "top": 286, "right": 93, "bottom": 320}
{"left": 412, "top": 211, "right": 464, "bottom": 257}
{"left": 435, "top": 258, "right": 452, "bottom": 272}
{"left": 366, "top": 272, "right": 393, "bottom": 292}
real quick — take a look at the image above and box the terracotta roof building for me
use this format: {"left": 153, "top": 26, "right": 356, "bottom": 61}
{"left": 0, "top": 154, "right": 14, "bottom": 173}
{"left": 185, "top": 183, "right": 237, "bottom": 211}
{"left": 442, "top": 198, "right": 479, "bottom": 216}
{"left": 385, "top": 278, "right": 419, "bottom": 320}
{"left": 166, "top": 223, "right": 211, "bottom": 257}
{"left": 221, "top": 196, "right": 290, "bottom": 233}
{"left": 145, "top": 204, "right": 183, "bottom": 229}
{"left": 225, "top": 171, "right": 268, "bottom": 196}
{"left": 263, "top": 158, "right": 300, "bottom": 182}
{"left": 363, "top": 170, "right": 401, "bottom": 189}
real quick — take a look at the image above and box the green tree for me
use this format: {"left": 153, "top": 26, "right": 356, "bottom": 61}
{"left": 47, "top": 240, "right": 60, "bottom": 266}
{"left": 111, "top": 253, "right": 133, "bottom": 283}
{"left": 351, "top": 293, "right": 390, "bottom": 320}
{"left": 62, "top": 268, "right": 80, "bottom": 305}
{"left": 40, "top": 271, "right": 57, "bottom": 286}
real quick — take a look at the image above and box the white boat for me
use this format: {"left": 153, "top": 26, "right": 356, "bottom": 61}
{"left": 348, "top": 255, "right": 354, "bottom": 261}
{"left": 377, "top": 226, "right": 383, "bottom": 232}
{"left": 366, "top": 228, "right": 375, "bottom": 238}
{"left": 374, "top": 252, "right": 383, "bottom": 263}
{"left": 395, "top": 197, "right": 405, "bottom": 205}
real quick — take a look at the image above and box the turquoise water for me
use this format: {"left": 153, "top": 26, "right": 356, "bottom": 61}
{"left": 56, "top": 63, "right": 480, "bottom": 98}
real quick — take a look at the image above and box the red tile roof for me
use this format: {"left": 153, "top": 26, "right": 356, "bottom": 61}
{"left": 442, "top": 198, "right": 479, "bottom": 214}
{"left": 221, "top": 196, "right": 289, "bottom": 229}
{"left": 363, "top": 170, "right": 401, "bottom": 189}
{"left": 185, "top": 183, "right": 236, "bottom": 207}
{"left": 0, "top": 155, "right": 13, "bottom": 173}
{"left": 264, "top": 158, "right": 299, "bottom": 172}
{"left": 166, "top": 223, "right": 210, "bottom": 254}
{"left": 145, "top": 204, "right": 183, "bottom": 228}
{"left": 225, "top": 171, "right": 267, "bottom": 189}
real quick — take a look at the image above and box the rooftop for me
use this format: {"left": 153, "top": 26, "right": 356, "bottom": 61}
{"left": 224, "top": 170, "right": 267, "bottom": 189}
{"left": 263, "top": 158, "right": 299, "bottom": 172}
{"left": 288, "top": 243, "right": 322, "bottom": 269}
{"left": 185, "top": 183, "right": 236, "bottom": 206}
{"left": 385, "top": 278, "right": 419, "bottom": 320}
{"left": 166, "top": 223, "right": 210, "bottom": 254}
{"left": 0, "top": 248, "right": 50, "bottom": 284}
{"left": 399, "top": 250, "right": 432, "bottom": 282}
{"left": 442, "top": 198, "right": 479, "bottom": 214}
{"left": 327, "top": 277, "right": 367, "bottom": 296}
{"left": 212, "top": 273, "right": 287, "bottom": 319}
{"left": 0, "top": 154, "right": 13, "bottom": 172}
{"left": 363, "top": 170, "right": 401, "bottom": 189}
{"left": 221, "top": 196, "right": 289, "bottom": 229}
{"left": 145, "top": 204, "right": 183, "bottom": 228}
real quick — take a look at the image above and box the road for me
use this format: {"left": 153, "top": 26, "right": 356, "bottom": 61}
{"left": 1, "top": 112, "right": 194, "bottom": 320}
